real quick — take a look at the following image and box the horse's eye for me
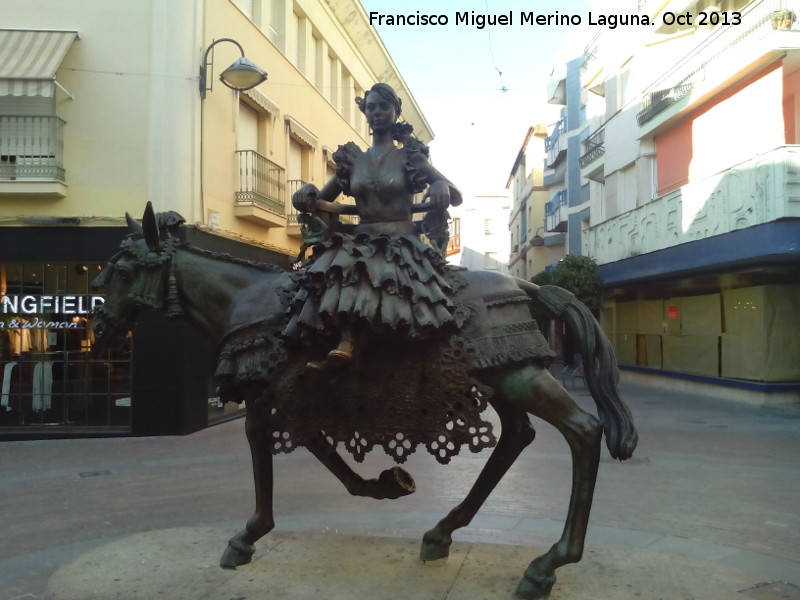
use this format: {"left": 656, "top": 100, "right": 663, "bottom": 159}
{"left": 116, "top": 266, "right": 132, "bottom": 282}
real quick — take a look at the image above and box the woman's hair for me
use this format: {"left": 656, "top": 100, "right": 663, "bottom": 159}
{"left": 356, "top": 82, "right": 415, "bottom": 144}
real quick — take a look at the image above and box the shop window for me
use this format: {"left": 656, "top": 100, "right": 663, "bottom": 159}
{"left": 0, "top": 262, "right": 131, "bottom": 429}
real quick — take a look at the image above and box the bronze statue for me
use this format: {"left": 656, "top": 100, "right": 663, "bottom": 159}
{"left": 92, "top": 84, "right": 638, "bottom": 600}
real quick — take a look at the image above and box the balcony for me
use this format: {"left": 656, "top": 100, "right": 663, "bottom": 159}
{"left": 579, "top": 127, "right": 605, "bottom": 182}
{"left": 545, "top": 190, "right": 568, "bottom": 233}
{"left": 584, "top": 145, "right": 800, "bottom": 265}
{"left": 0, "top": 116, "right": 67, "bottom": 197}
{"left": 544, "top": 119, "right": 567, "bottom": 167}
{"left": 637, "top": 0, "right": 800, "bottom": 130}
{"left": 233, "top": 150, "right": 286, "bottom": 227}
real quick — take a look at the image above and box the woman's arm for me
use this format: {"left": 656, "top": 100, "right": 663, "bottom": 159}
{"left": 420, "top": 163, "right": 463, "bottom": 208}
{"left": 292, "top": 176, "right": 342, "bottom": 213}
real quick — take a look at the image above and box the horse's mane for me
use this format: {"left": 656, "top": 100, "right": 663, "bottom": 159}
{"left": 179, "top": 242, "right": 286, "bottom": 274}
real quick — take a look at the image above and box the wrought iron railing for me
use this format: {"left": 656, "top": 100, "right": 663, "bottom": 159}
{"left": 637, "top": 0, "right": 789, "bottom": 125}
{"left": 286, "top": 179, "right": 307, "bottom": 226}
{"left": 580, "top": 128, "right": 605, "bottom": 167}
{"left": 0, "top": 116, "right": 65, "bottom": 181}
{"left": 235, "top": 150, "right": 285, "bottom": 215}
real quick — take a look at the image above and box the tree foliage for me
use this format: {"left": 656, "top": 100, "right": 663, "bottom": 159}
{"left": 530, "top": 255, "right": 603, "bottom": 316}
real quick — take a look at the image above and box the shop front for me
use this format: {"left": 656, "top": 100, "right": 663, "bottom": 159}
{"left": 0, "top": 225, "right": 289, "bottom": 440}
{"left": 0, "top": 261, "right": 130, "bottom": 430}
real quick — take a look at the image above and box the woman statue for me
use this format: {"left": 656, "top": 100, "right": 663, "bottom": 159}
{"left": 284, "top": 82, "right": 463, "bottom": 370}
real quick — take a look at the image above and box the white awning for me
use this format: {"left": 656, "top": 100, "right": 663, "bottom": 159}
{"left": 284, "top": 115, "right": 317, "bottom": 148}
{"left": 0, "top": 29, "right": 79, "bottom": 97}
{"left": 243, "top": 87, "right": 279, "bottom": 118}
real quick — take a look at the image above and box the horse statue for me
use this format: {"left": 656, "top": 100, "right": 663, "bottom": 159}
{"left": 92, "top": 202, "right": 637, "bottom": 599}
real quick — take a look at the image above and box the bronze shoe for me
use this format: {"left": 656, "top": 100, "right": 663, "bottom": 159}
{"left": 325, "top": 337, "right": 354, "bottom": 370}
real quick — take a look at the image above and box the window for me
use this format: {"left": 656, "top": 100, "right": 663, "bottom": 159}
{"left": 0, "top": 29, "right": 79, "bottom": 185}
{"left": 0, "top": 96, "right": 63, "bottom": 181}
{"left": 236, "top": 102, "right": 285, "bottom": 216}
{"left": 309, "top": 34, "right": 319, "bottom": 87}
{"left": 232, "top": 0, "right": 255, "bottom": 19}
{"left": 0, "top": 261, "right": 131, "bottom": 428}
{"left": 238, "top": 103, "right": 260, "bottom": 152}
{"left": 328, "top": 53, "right": 339, "bottom": 106}
{"left": 288, "top": 11, "right": 300, "bottom": 67}
{"left": 267, "top": 0, "right": 285, "bottom": 45}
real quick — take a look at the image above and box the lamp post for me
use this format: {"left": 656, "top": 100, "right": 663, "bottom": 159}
{"left": 199, "top": 38, "right": 268, "bottom": 99}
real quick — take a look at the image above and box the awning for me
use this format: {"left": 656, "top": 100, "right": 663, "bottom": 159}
{"left": 284, "top": 115, "right": 317, "bottom": 148}
{"left": 243, "top": 87, "right": 279, "bottom": 118}
{"left": 0, "top": 29, "right": 79, "bottom": 97}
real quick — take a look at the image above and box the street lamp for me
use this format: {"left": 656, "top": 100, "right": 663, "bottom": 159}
{"left": 531, "top": 227, "right": 545, "bottom": 247}
{"left": 199, "top": 38, "right": 268, "bottom": 99}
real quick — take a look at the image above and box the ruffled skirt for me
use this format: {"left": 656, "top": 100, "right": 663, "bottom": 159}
{"left": 283, "top": 229, "right": 457, "bottom": 340}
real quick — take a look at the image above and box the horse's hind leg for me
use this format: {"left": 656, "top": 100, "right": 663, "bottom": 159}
{"left": 490, "top": 364, "right": 602, "bottom": 599}
{"left": 221, "top": 394, "right": 275, "bottom": 568}
{"left": 307, "top": 432, "right": 416, "bottom": 499}
{"left": 420, "top": 399, "right": 535, "bottom": 561}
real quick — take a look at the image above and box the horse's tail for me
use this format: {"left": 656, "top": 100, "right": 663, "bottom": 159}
{"left": 515, "top": 278, "right": 638, "bottom": 461}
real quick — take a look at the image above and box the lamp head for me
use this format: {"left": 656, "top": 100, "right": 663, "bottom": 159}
{"left": 219, "top": 57, "right": 268, "bottom": 91}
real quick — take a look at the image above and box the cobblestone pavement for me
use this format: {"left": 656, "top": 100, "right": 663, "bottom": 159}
{"left": 1, "top": 380, "right": 798, "bottom": 599}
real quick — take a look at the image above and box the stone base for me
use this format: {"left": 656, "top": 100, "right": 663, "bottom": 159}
{"left": 44, "top": 527, "right": 760, "bottom": 599}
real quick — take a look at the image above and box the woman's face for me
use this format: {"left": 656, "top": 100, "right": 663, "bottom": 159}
{"left": 364, "top": 91, "right": 398, "bottom": 133}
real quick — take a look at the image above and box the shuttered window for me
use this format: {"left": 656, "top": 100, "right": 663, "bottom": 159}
{"left": 237, "top": 103, "right": 259, "bottom": 151}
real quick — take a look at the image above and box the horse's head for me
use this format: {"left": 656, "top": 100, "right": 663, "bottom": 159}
{"left": 91, "top": 202, "right": 185, "bottom": 349}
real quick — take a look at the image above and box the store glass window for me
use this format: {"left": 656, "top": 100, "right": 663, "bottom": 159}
{"left": 0, "top": 262, "right": 131, "bottom": 429}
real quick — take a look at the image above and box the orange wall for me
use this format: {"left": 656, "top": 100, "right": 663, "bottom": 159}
{"left": 656, "top": 62, "right": 784, "bottom": 196}
{"left": 655, "top": 119, "right": 692, "bottom": 195}
{"left": 783, "top": 66, "right": 800, "bottom": 144}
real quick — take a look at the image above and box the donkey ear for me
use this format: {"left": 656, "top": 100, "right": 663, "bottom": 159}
{"left": 142, "top": 201, "right": 161, "bottom": 252}
{"left": 126, "top": 212, "right": 143, "bottom": 235}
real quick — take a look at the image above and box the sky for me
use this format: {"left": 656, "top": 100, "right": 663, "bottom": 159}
{"left": 359, "top": 0, "right": 596, "bottom": 197}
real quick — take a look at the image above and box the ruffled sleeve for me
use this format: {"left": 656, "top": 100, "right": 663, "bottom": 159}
{"left": 401, "top": 137, "right": 431, "bottom": 194}
{"left": 332, "top": 142, "right": 363, "bottom": 196}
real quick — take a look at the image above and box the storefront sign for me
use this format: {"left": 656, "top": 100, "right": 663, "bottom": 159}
{"left": 1, "top": 295, "right": 105, "bottom": 316}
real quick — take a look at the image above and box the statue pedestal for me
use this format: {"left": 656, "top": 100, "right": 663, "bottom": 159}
{"left": 44, "top": 527, "right": 759, "bottom": 599}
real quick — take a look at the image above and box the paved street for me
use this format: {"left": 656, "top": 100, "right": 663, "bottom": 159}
{"left": 1, "top": 379, "right": 799, "bottom": 599}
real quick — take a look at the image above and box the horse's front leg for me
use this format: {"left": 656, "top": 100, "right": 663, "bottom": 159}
{"left": 420, "top": 399, "right": 535, "bottom": 561}
{"left": 491, "top": 364, "right": 602, "bottom": 599}
{"left": 221, "top": 393, "right": 275, "bottom": 568}
{"left": 307, "top": 432, "right": 416, "bottom": 499}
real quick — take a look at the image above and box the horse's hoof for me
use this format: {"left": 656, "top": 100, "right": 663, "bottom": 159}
{"left": 378, "top": 467, "right": 416, "bottom": 499}
{"left": 220, "top": 539, "right": 256, "bottom": 569}
{"left": 420, "top": 529, "right": 452, "bottom": 562}
{"left": 515, "top": 572, "right": 556, "bottom": 599}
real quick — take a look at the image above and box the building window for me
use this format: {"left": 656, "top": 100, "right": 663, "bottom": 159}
{"left": 288, "top": 10, "right": 300, "bottom": 67}
{"left": 236, "top": 101, "right": 285, "bottom": 216}
{"left": 0, "top": 30, "right": 77, "bottom": 188}
{"left": 232, "top": 0, "right": 255, "bottom": 19}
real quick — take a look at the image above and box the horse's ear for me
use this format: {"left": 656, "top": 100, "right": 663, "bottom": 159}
{"left": 126, "top": 212, "right": 143, "bottom": 235}
{"left": 142, "top": 201, "right": 161, "bottom": 252}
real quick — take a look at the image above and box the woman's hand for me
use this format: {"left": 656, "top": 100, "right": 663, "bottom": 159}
{"left": 423, "top": 180, "right": 452, "bottom": 210}
{"left": 292, "top": 183, "right": 320, "bottom": 213}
